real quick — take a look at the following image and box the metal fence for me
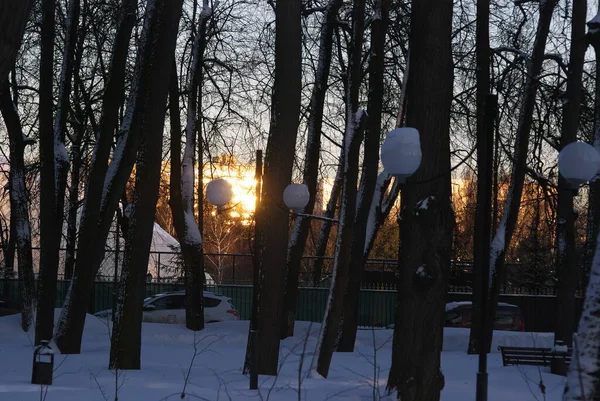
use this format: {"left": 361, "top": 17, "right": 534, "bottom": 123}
{"left": 0, "top": 279, "right": 578, "bottom": 332}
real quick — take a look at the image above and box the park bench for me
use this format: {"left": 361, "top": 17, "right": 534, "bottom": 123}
{"left": 498, "top": 345, "right": 573, "bottom": 376}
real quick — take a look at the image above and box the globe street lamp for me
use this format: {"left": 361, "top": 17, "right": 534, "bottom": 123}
{"left": 283, "top": 183, "right": 310, "bottom": 213}
{"left": 380, "top": 127, "right": 422, "bottom": 178}
{"left": 206, "top": 178, "right": 233, "bottom": 213}
{"left": 559, "top": 141, "right": 600, "bottom": 187}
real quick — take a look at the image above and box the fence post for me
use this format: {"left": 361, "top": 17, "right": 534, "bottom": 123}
{"left": 232, "top": 254, "right": 236, "bottom": 284}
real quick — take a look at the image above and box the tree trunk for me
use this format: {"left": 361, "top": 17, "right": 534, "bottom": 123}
{"left": 254, "top": 0, "right": 302, "bottom": 376}
{"left": 55, "top": 0, "right": 139, "bottom": 354}
{"left": 281, "top": 0, "right": 342, "bottom": 340}
{"left": 338, "top": 0, "right": 390, "bottom": 352}
{"left": 0, "top": 0, "right": 34, "bottom": 90}
{"left": 35, "top": 0, "right": 58, "bottom": 345}
{"left": 482, "top": 0, "right": 556, "bottom": 352}
{"left": 585, "top": 2, "right": 600, "bottom": 294}
{"left": 311, "top": 163, "right": 342, "bottom": 286}
{"left": 36, "top": 0, "right": 80, "bottom": 345}
{"left": 554, "top": 0, "right": 587, "bottom": 348}
{"left": 109, "top": 0, "right": 183, "bottom": 370}
{"left": 309, "top": 0, "right": 366, "bottom": 379}
{"left": 386, "top": 0, "right": 454, "bottom": 398}
{"left": 1, "top": 81, "right": 35, "bottom": 331}
{"left": 64, "top": 12, "right": 89, "bottom": 280}
{"left": 178, "top": 1, "right": 211, "bottom": 331}
{"left": 563, "top": 231, "right": 600, "bottom": 400}
{"left": 467, "top": 0, "right": 492, "bottom": 356}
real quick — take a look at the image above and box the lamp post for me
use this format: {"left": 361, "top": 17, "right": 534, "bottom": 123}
{"left": 558, "top": 142, "right": 600, "bottom": 187}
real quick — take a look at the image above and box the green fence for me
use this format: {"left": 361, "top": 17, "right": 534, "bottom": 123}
{"left": 0, "top": 280, "right": 574, "bottom": 331}
{"left": 0, "top": 280, "right": 398, "bottom": 327}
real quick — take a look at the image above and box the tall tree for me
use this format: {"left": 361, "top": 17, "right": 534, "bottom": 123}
{"left": 281, "top": 0, "right": 343, "bottom": 339}
{"left": 554, "top": 0, "right": 587, "bottom": 348}
{"left": 0, "top": 1, "right": 34, "bottom": 89}
{"left": 109, "top": 0, "right": 184, "bottom": 370}
{"left": 309, "top": 0, "right": 367, "bottom": 378}
{"left": 35, "top": 0, "right": 58, "bottom": 344}
{"left": 386, "top": 0, "right": 454, "bottom": 399}
{"left": 477, "top": 0, "right": 557, "bottom": 351}
{"left": 36, "top": 0, "right": 80, "bottom": 345}
{"left": 254, "top": 0, "right": 302, "bottom": 375}
{"left": 169, "top": 0, "right": 212, "bottom": 332}
{"left": 338, "top": 0, "right": 391, "bottom": 352}
{"left": 55, "top": 0, "right": 139, "bottom": 354}
{"left": 0, "top": 82, "right": 35, "bottom": 331}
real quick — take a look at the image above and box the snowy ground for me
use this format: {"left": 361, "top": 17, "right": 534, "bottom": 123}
{"left": 0, "top": 310, "right": 565, "bottom": 400}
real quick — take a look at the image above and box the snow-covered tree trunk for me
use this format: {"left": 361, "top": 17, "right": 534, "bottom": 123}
{"left": 55, "top": 0, "right": 140, "bottom": 355}
{"left": 386, "top": 0, "right": 454, "bottom": 398}
{"left": 35, "top": 0, "right": 58, "bottom": 345}
{"left": 281, "top": 0, "right": 342, "bottom": 340}
{"left": 253, "top": 0, "right": 303, "bottom": 376}
{"left": 554, "top": 0, "right": 587, "bottom": 349}
{"left": 109, "top": 0, "right": 184, "bottom": 370}
{"left": 338, "top": 0, "right": 391, "bottom": 352}
{"left": 310, "top": 162, "right": 342, "bottom": 285}
{"left": 169, "top": 0, "right": 212, "bottom": 331}
{"left": 0, "top": 82, "right": 35, "bottom": 332}
{"left": 564, "top": 230, "right": 600, "bottom": 400}
{"left": 36, "top": 0, "right": 80, "bottom": 345}
{"left": 0, "top": 0, "right": 34, "bottom": 91}
{"left": 478, "top": 0, "right": 557, "bottom": 353}
{"left": 309, "top": 0, "right": 367, "bottom": 379}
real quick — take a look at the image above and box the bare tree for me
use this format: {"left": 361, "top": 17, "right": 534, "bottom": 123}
{"left": 475, "top": 0, "right": 557, "bottom": 352}
{"left": 0, "top": 81, "right": 35, "bottom": 331}
{"left": 281, "top": 0, "right": 343, "bottom": 339}
{"left": 254, "top": 0, "right": 303, "bottom": 375}
{"left": 55, "top": 0, "right": 139, "bottom": 354}
{"left": 386, "top": 0, "right": 454, "bottom": 399}
{"left": 109, "top": 0, "right": 184, "bottom": 370}
{"left": 36, "top": 0, "right": 81, "bottom": 345}
{"left": 169, "top": 0, "right": 212, "bottom": 332}
{"left": 310, "top": 0, "right": 367, "bottom": 379}
{"left": 338, "top": 0, "right": 391, "bottom": 352}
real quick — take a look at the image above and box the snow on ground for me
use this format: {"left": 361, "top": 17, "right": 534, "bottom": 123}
{"left": 0, "top": 310, "right": 564, "bottom": 400}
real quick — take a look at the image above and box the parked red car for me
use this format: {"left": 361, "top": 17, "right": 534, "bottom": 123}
{"left": 444, "top": 301, "right": 525, "bottom": 331}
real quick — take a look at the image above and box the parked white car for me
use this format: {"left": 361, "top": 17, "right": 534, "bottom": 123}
{"left": 94, "top": 291, "right": 239, "bottom": 324}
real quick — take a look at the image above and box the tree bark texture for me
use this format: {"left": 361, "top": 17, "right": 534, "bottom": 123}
{"left": 255, "top": 0, "right": 302, "bottom": 375}
{"left": 180, "top": 2, "right": 211, "bottom": 331}
{"left": 36, "top": 0, "right": 80, "bottom": 345}
{"left": 386, "top": 0, "right": 454, "bottom": 398}
{"left": 109, "top": 0, "right": 183, "bottom": 370}
{"left": 0, "top": 0, "right": 34, "bottom": 91}
{"left": 55, "top": 0, "right": 139, "bottom": 354}
{"left": 554, "top": 0, "right": 587, "bottom": 348}
{"left": 310, "top": 0, "right": 366, "bottom": 379}
{"left": 484, "top": 0, "right": 556, "bottom": 352}
{"left": 0, "top": 82, "right": 35, "bottom": 332}
{"left": 35, "top": 0, "right": 58, "bottom": 345}
{"left": 338, "top": 0, "right": 390, "bottom": 352}
{"left": 281, "top": 0, "right": 342, "bottom": 340}
{"left": 467, "top": 0, "right": 492, "bottom": 356}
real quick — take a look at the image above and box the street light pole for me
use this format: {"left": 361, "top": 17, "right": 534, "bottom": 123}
{"left": 249, "top": 149, "right": 262, "bottom": 390}
{"left": 476, "top": 93, "right": 498, "bottom": 401}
